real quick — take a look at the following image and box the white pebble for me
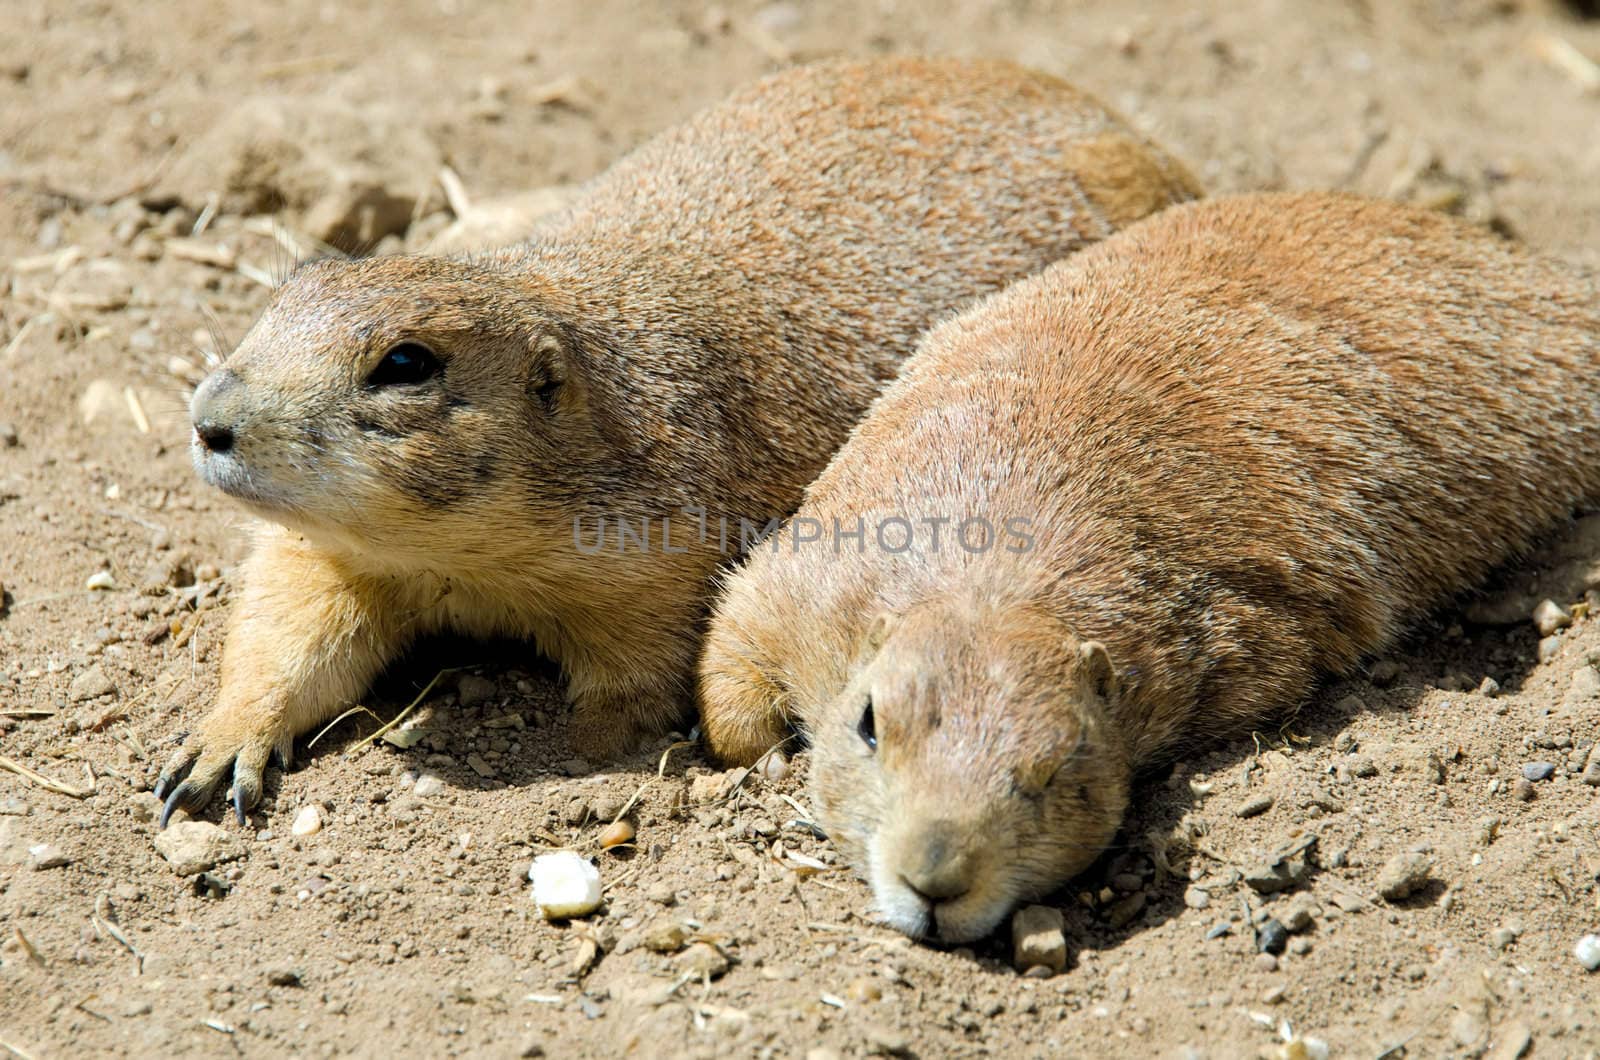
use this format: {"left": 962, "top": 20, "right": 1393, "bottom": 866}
{"left": 759, "top": 751, "right": 791, "bottom": 782}
{"left": 413, "top": 772, "right": 446, "bottom": 797}
{"left": 85, "top": 570, "right": 115, "bottom": 591}
{"left": 1576, "top": 934, "right": 1600, "bottom": 972}
{"left": 529, "top": 851, "right": 602, "bottom": 920}
{"left": 291, "top": 805, "right": 323, "bottom": 836}
{"left": 1532, "top": 599, "right": 1571, "bottom": 637}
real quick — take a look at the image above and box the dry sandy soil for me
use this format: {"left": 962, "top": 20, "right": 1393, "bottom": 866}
{"left": 3, "top": 1, "right": 1600, "bottom": 1057}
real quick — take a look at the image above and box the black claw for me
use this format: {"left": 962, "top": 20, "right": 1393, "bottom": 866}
{"left": 159, "top": 785, "right": 188, "bottom": 829}
{"left": 232, "top": 786, "right": 248, "bottom": 826}
{"left": 153, "top": 774, "right": 172, "bottom": 801}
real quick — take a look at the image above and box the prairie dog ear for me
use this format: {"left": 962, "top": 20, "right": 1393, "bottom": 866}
{"left": 1077, "top": 640, "right": 1119, "bottom": 703}
{"left": 530, "top": 332, "right": 572, "bottom": 407}
{"left": 864, "top": 612, "right": 898, "bottom": 655}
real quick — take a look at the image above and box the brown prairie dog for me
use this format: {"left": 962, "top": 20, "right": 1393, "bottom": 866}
{"left": 155, "top": 56, "right": 1201, "bottom": 825}
{"left": 698, "top": 192, "right": 1600, "bottom": 943}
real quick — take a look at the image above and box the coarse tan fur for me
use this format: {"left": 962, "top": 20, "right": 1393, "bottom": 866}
{"left": 698, "top": 192, "right": 1600, "bottom": 943}
{"left": 156, "top": 56, "right": 1202, "bottom": 825}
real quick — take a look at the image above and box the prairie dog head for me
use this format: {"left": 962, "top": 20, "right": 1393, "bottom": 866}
{"left": 810, "top": 594, "right": 1132, "bottom": 943}
{"left": 189, "top": 256, "right": 603, "bottom": 563}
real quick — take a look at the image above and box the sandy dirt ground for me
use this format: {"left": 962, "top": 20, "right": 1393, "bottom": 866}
{"left": 3, "top": 1, "right": 1600, "bottom": 1057}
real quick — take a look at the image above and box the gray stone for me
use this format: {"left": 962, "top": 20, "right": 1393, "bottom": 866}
{"left": 1375, "top": 850, "right": 1432, "bottom": 902}
{"left": 153, "top": 820, "right": 246, "bottom": 876}
{"left": 28, "top": 843, "right": 69, "bottom": 869}
{"left": 1256, "top": 918, "right": 1288, "bottom": 955}
{"left": 455, "top": 674, "right": 496, "bottom": 707}
{"left": 68, "top": 665, "right": 115, "bottom": 702}
{"left": 1532, "top": 599, "right": 1572, "bottom": 637}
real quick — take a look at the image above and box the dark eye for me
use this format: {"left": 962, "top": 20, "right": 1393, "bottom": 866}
{"left": 367, "top": 342, "right": 441, "bottom": 387}
{"left": 857, "top": 695, "right": 876, "bottom": 751}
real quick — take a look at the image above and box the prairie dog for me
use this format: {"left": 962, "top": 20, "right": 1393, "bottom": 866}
{"left": 155, "top": 57, "right": 1201, "bottom": 824}
{"left": 698, "top": 192, "right": 1600, "bottom": 942}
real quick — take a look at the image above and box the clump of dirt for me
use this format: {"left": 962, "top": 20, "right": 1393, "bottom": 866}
{"left": 2, "top": 1, "right": 1599, "bottom": 1056}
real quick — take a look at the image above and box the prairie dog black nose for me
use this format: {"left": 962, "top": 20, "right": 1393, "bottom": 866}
{"left": 195, "top": 420, "right": 235, "bottom": 453}
{"left": 191, "top": 368, "right": 244, "bottom": 453}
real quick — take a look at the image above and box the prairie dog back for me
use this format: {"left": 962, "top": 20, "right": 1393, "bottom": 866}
{"left": 698, "top": 192, "right": 1600, "bottom": 941}
{"left": 160, "top": 57, "right": 1202, "bottom": 824}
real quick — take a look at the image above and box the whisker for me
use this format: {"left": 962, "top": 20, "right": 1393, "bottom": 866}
{"left": 197, "top": 304, "right": 233, "bottom": 369}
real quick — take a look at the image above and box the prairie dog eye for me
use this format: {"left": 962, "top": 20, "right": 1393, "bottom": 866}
{"left": 367, "top": 342, "right": 441, "bottom": 387}
{"left": 857, "top": 695, "right": 877, "bottom": 751}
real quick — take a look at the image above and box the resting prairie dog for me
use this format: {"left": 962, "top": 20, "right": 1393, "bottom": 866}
{"left": 154, "top": 56, "right": 1201, "bottom": 824}
{"left": 698, "top": 192, "right": 1600, "bottom": 943}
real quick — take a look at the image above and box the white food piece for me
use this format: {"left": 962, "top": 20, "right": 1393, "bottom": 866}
{"left": 529, "top": 852, "right": 602, "bottom": 920}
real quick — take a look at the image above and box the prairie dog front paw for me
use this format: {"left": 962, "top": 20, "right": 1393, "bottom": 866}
{"left": 155, "top": 527, "right": 415, "bottom": 825}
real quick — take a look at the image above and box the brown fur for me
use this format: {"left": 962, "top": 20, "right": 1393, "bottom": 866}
{"left": 155, "top": 56, "right": 1200, "bottom": 824}
{"left": 698, "top": 192, "right": 1600, "bottom": 942}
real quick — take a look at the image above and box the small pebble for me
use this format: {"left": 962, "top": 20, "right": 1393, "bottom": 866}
{"left": 1521, "top": 761, "right": 1555, "bottom": 782}
{"left": 28, "top": 843, "right": 69, "bottom": 870}
{"left": 1205, "top": 922, "right": 1232, "bottom": 940}
{"left": 68, "top": 665, "right": 115, "bottom": 702}
{"left": 413, "top": 773, "right": 446, "bottom": 797}
{"left": 1512, "top": 777, "right": 1535, "bottom": 801}
{"left": 863, "top": 1023, "right": 909, "bottom": 1056}
{"left": 290, "top": 805, "right": 323, "bottom": 837}
{"left": 1235, "top": 793, "right": 1274, "bottom": 818}
{"left": 1256, "top": 918, "right": 1288, "bottom": 955}
{"left": 1375, "top": 850, "right": 1433, "bottom": 902}
{"left": 1280, "top": 894, "right": 1317, "bottom": 933}
{"left": 1583, "top": 745, "right": 1600, "bottom": 787}
{"left": 1537, "top": 635, "right": 1562, "bottom": 662}
{"left": 1532, "top": 599, "right": 1571, "bottom": 637}
{"left": 1105, "top": 891, "right": 1146, "bottom": 929}
{"left": 1183, "top": 886, "right": 1211, "bottom": 910}
{"left": 1574, "top": 934, "right": 1600, "bottom": 972}
{"left": 642, "top": 921, "right": 687, "bottom": 954}
{"left": 85, "top": 570, "right": 115, "bottom": 591}
{"left": 1254, "top": 953, "right": 1278, "bottom": 972}
{"left": 675, "top": 942, "right": 731, "bottom": 980}
{"left": 0, "top": 422, "right": 17, "bottom": 447}
{"left": 529, "top": 852, "right": 602, "bottom": 920}
{"left": 456, "top": 674, "right": 496, "bottom": 707}
{"left": 759, "top": 751, "right": 791, "bottom": 782}
{"left": 153, "top": 821, "right": 246, "bottom": 876}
